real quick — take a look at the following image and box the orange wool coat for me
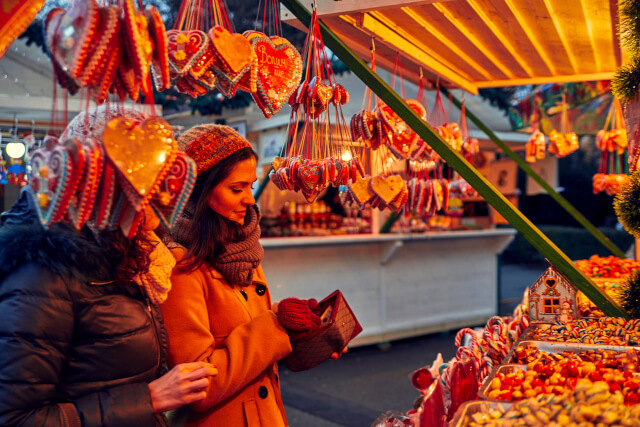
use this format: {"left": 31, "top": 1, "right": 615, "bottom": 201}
{"left": 161, "top": 248, "right": 292, "bottom": 426}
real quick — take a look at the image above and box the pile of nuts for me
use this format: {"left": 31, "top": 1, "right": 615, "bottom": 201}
{"left": 510, "top": 346, "right": 640, "bottom": 373}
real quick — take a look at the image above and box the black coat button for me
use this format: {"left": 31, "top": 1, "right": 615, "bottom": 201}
{"left": 240, "top": 289, "right": 248, "bottom": 301}
{"left": 255, "top": 284, "right": 266, "bottom": 296}
{"left": 258, "top": 386, "right": 268, "bottom": 399}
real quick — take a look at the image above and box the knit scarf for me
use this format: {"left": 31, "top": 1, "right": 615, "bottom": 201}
{"left": 134, "top": 231, "right": 176, "bottom": 305}
{"left": 213, "top": 205, "right": 264, "bottom": 286}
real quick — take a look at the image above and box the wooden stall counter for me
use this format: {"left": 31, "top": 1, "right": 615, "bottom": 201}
{"left": 262, "top": 228, "right": 517, "bottom": 347}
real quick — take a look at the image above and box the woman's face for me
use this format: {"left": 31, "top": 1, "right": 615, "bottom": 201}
{"left": 207, "top": 157, "right": 257, "bottom": 225}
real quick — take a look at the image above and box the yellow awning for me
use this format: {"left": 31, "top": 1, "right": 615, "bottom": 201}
{"left": 283, "top": 0, "right": 623, "bottom": 94}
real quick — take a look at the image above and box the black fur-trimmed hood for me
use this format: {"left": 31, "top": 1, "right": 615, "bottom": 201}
{"left": 0, "top": 188, "right": 111, "bottom": 284}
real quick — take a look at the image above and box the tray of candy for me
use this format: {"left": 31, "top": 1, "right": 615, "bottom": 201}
{"left": 505, "top": 340, "right": 639, "bottom": 363}
{"left": 518, "top": 320, "right": 640, "bottom": 346}
{"left": 477, "top": 364, "right": 525, "bottom": 402}
{"left": 447, "top": 400, "right": 512, "bottom": 427}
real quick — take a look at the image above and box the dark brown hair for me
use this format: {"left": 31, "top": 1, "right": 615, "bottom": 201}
{"left": 173, "top": 147, "right": 258, "bottom": 273}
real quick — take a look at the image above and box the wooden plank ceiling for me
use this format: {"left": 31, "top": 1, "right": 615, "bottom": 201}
{"left": 282, "top": 0, "right": 622, "bottom": 94}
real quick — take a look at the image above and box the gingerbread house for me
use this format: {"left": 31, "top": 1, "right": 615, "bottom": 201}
{"left": 528, "top": 267, "right": 578, "bottom": 323}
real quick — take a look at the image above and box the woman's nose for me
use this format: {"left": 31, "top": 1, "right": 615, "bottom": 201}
{"left": 244, "top": 190, "right": 255, "bottom": 206}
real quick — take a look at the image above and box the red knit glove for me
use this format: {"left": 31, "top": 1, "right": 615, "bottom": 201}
{"left": 277, "top": 298, "right": 322, "bottom": 341}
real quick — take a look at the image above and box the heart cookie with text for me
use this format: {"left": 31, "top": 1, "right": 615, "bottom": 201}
{"left": 245, "top": 32, "right": 302, "bottom": 118}
{"left": 102, "top": 117, "right": 178, "bottom": 210}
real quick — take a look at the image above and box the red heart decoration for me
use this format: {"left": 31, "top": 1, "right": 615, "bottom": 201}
{"left": 150, "top": 152, "right": 196, "bottom": 229}
{"left": 0, "top": 0, "right": 46, "bottom": 60}
{"left": 67, "top": 138, "right": 103, "bottom": 229}
{"left": 145, "top": 5, "right": 171, "bottom": 91}
{"left": 122, "top": 0, "right": 151, "bottom": 83}
{"left": 29, "top": 141, "right": 81, "bottom": 228}
{"left": 77, "top": 6, "right": 120, "bottom": 87}
{"left": 245, "top": 32, "right": 302, "bottom": 118}
{"left": 46, "top": 0, "right": 99, "bottom": 79}
{"left": 92, "top": 41, "right": 122, "bottom": 104}
{"left": 377, "top": 99, "right": 426, "bottom": 159}
{"left": 297, "top": 163, "right": 322, "bottom": 191}
{"left": 166, "top": 30, "right": 208, "bottom": 78}
{"left": 117, "top": 51, "right": 140, "bottom": 101}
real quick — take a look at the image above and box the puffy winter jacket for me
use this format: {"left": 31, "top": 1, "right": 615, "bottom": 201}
{"left": 0, "top": 193, "right": 169, "bottom": 426}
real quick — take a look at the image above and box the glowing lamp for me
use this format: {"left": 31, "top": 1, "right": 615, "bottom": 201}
{"left": 6, "top": 142, "right": 25, "bottom": 159}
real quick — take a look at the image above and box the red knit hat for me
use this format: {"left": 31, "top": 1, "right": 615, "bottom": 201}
{"left": 177, "top": 124, "right": 253, "bottom": 174}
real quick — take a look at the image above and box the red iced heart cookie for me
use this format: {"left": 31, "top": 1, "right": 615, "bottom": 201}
{"left": 122, "top": 0, "right": 152, "bottom": 83}
{"left": 67, "top": 138, "right": 103, "bottom": 229}
{"left": 102, "top": 116, "right": 178, "bottom": 210}
{"left": 77, "top": 6, "right": 120, "bottom": 87}
{"left": 376, "top": 99, "right": 426, "bottom": 159}
{"left": 297, "top": 163, "right": 322, "bottom": 191}
{"left": 245, "top": 32, "right": 302, "bottom": 118}
{"left": 166, "top": 30, "right": 207, "bottom": 77}
{"left": 149, "top": 152, "right": 196, "bottom": 229}
{"left": 29, "top": 141, "right": 80, "bottom": 228}
{"left": 0, "top": 0, "right": 46, "bottom": 60}
{"left": 46, "top": 0, "right": 99, "bottom": 79}
{"left": 145, "top": 5, "right": 170, "bottom": 91}
{"left": 92, "top": 39, "right": 122, "bottom": 104}
{"left": 117, "top": 51, "right": 140, "bottom": 101}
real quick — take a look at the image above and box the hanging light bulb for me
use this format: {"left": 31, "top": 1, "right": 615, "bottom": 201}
{"left": 6, "top": 141, "right": 25, "bottom": 159}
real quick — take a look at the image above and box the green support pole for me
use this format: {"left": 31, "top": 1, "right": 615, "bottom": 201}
{"left": 280, "top": 0, "right": 628, "bottom": 318}
{"left": 441, "top": 88, "right": 626, "bottom": 259}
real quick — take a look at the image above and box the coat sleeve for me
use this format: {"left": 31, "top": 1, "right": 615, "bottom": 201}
{"left": 161, "top": 267, "right": 292, "bottom": 412}
{"left": 0, "top": 264, "right": 162, "bottom": 427}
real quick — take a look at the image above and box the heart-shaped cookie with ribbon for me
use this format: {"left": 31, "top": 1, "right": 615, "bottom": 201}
{"left": 0, "top": 0, "right": 46, "bottom": 60}
{"left": 77, "top": 6, "right": 120, "bottom": 87}
{"left": 45, "top": 0, "right": 99, "bottom": 79}
{"left": 102, "top": 116, "right": 178, "bottom": 210}
{"left": 149, "top": 152, "right": 196, "bottom": 229}
{"left": 209, "top": 26, "right": 254, "bottom": 95}
{"left": 122, "top": 0, "right": 152, "bottom": 83}
{"left": 67, "top": 138, "right": 103, "bottom": 229}
{"left": 145, "top": 5, "right": 170, "bottom": 91}
{"left": 370, "top": 174, "right": 403, "bottom": 204}
{"left": 29, "top": 141, "right": 79, "bottom": 228}
{"left": 166, "top": 30, "right": 208, "bottom": 78}
{"left": 245, "top": 32, "right": 302, "bottom": 118}
{"left": 377, "top": 99, "right": 426, "bottom": 159}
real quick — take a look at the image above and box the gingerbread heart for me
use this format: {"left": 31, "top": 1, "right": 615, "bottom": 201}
{"left": 149, "top": 152, "right": 196, "bottom": 229}
{"left": 78, "top": 6, "right": 120, "bottom": 87}
{"left": 67, "top": 138, "right": 103, "bottom": 229}
{"left": 349, "top": 175, "right": 373, "bottom": 208}
{"left": 210, "top": 26, "right": 254, "bottom": 75}
{"left": 43, "top": 9, "right": 79, "bottom": 95}
{"left": 46, "top": 0, "right": 99, "bottom": 79}
{"left": 370, "top": 175, "right": 403, "bottom": 204}
{"left": 122, "top": 0, "right": 152, "bottom": 83}
{"left": 117, "top": 51, "right": 140, "bottom": 101}
{"left": 166, "top": 30, "right": 208, "bottom": 77}
{"left": 92, "top": 39, "right": 122, "bottom": 104}
{"left": 145, "top": 5, "right": 170, "bottom": 91}
{"left": 29, "top": 142, "right": 79, "bottom": 228}
{"left": 245, "top": 32, "right": 302, "bottom": 118}
{"left": 297, "top": 163, "right": 322, "bottom": 191}
{"left": 0, "top": 0, "right": 45, "bottom": 60}
{"left": 102, "top": 117, "right": 177, "bottom": 210}
{"left": 377, "top": 99, "right": 426, "bottom": 159}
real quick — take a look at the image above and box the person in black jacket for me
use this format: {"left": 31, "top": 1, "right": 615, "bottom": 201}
{"left": 0, "top": 107, "right": 217, "bottom": 426}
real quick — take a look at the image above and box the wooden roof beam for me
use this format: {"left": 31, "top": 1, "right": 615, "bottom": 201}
{"left": 281, "top": 0, "right": 452, "bottom": 22}
{"left": 501, "top": 0, "right": 558, "bottom": 75}
{"left": 542, "top": 0, "right": 579, "bottom": 74}
{"left": 465, "top": 0, "right": 536, "bottom": 78}
{"left": 431, "top": 2, "right": 516, "bottom": 80}
{"left": 398, "top": 7, "right": 495, "bottom": 81}
{"left": 355, "top": 14, "right": 479, "bottom": 94}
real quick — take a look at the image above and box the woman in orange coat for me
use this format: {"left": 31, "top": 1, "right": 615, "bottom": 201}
{"left": 161, "top": 125, "right": 324, "bottom": 426}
